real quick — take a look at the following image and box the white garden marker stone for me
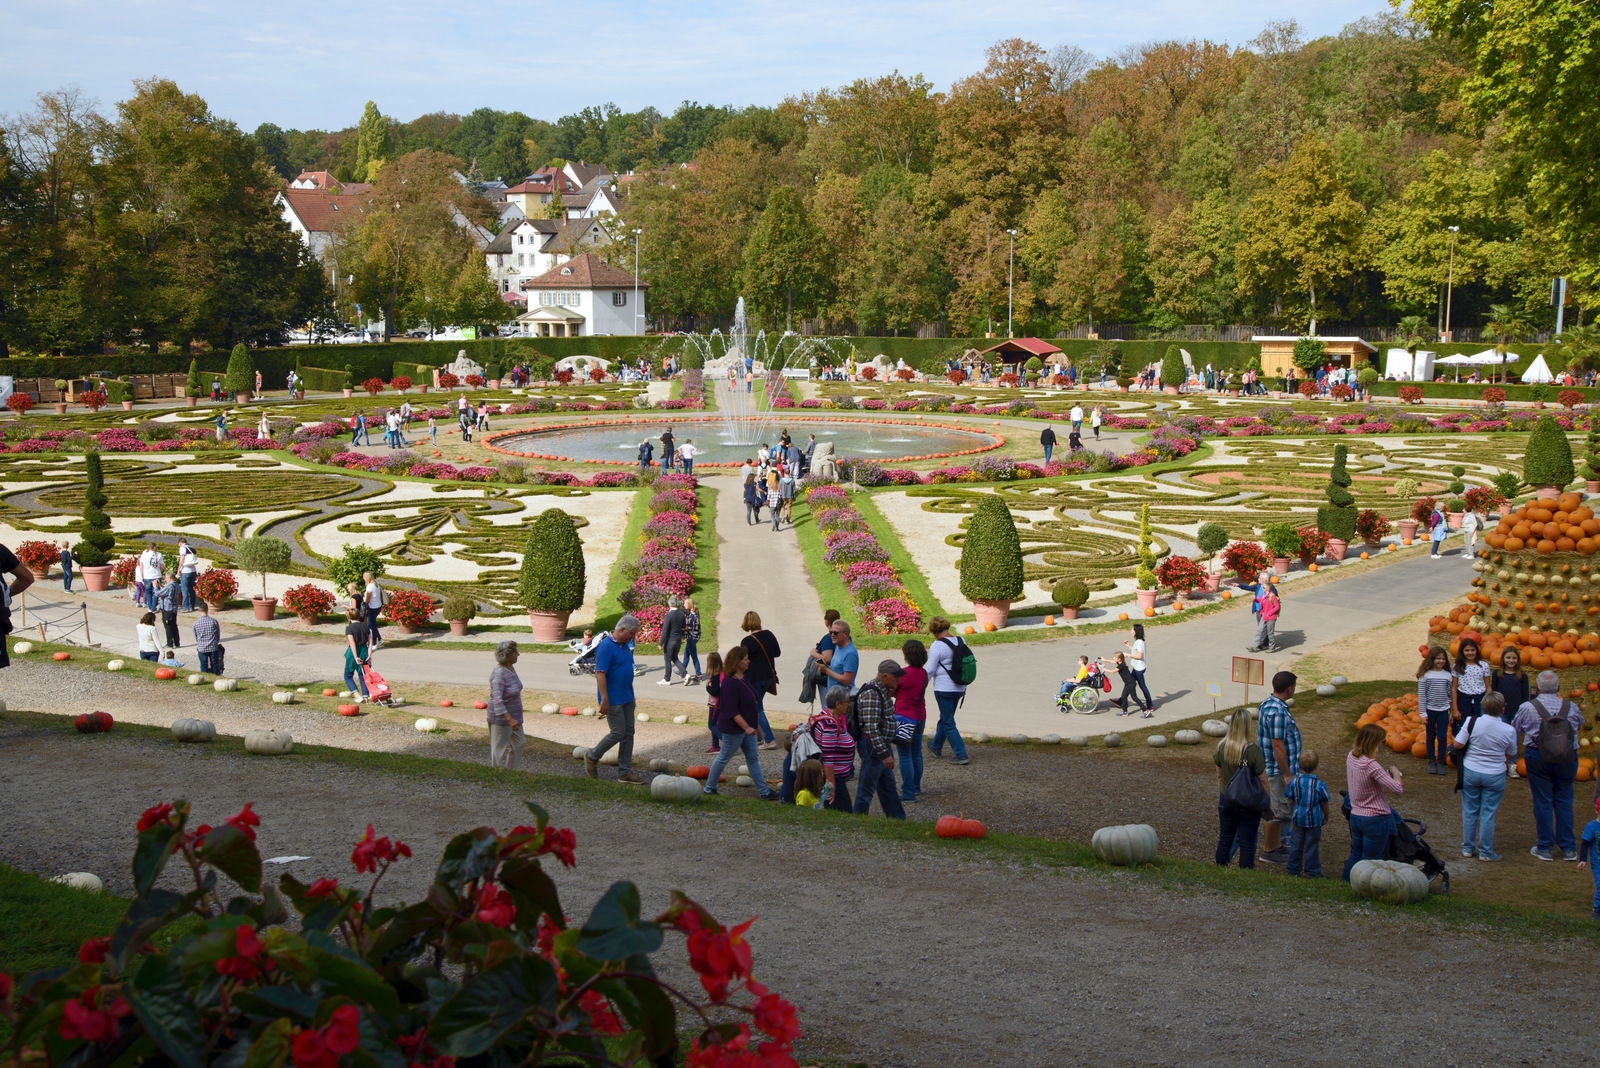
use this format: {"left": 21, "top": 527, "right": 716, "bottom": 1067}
{"left": 53, "top": 872, "right": 104, "bottom": 892}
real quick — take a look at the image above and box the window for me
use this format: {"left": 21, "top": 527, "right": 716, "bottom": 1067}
{"left": 516, "top": 254, "right": 524, "bottom": 267}
{"left": 540, "top": 292, "right": 555, "bottom": 306}
{"left": 516, "top": 235, "right": 522, "bottom": 245}
{"left": 612, "top": 291, "right": 627, "bottom": 307}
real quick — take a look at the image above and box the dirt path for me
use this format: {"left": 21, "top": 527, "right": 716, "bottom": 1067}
{"left": 1, "top": 720, "right": 1591, "bottom": 1066}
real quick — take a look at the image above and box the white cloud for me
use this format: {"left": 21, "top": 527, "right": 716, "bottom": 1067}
{"left": 2, "top": 0, "right": 1390, "bottom": 130}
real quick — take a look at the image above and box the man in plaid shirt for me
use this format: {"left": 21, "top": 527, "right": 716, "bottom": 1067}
{"left": 1256, "top": 671, "right": 1301, "bottom": 865}
{"left": 851, "top": 660, "right": 906, "bottom": 819}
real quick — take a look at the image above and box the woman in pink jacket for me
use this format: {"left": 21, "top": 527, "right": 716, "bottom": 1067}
{"left": 1343, "top": 723, "right": 1405, "bottom": 880}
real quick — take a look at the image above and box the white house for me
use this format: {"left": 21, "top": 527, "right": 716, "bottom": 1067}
{"left": 276, "top": 189, "right": 364, "bottom": 262}
{"left": 499, "top": 162, "right": 622, "bottom": 225}
{"left": 513, "top": 252, "right": 647, "bottom": 337}
{"left": 483, "top": 217, "right": 609, "bottom": 297}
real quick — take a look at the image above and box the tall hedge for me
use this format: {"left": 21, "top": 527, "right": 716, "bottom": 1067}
{"left": 1524, "top": 415, "right": 1575, "bottom": 488}
{"left": 223, "top": 344, "right": 253, "bottom": 394}
{"left": 1317, "top": 443, "right": 1358, "bottom": 540}
{"left": 1583, "top": 423, "right": 1600, "bottom": 482}
{"left": 73, "top": 452, "right": 116, "bottom": 566}
{"left": 185, "top": 358, "right": 203, "bottom": 398}
{"left": 519, "top": 508, "right": 586, "bottom": 612}
{"left": 959, "top": 496, "right": 1023, "bottom": 603}
{"left": 1159, "top": 345, "right": 1185, "bottom": 387}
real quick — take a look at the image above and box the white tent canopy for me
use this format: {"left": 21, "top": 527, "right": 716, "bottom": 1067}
{"left": 1520, "top": 354, "right": 1554, "bottom": 384}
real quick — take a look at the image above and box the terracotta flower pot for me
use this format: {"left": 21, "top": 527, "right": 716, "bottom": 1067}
{"left": 343, "top": 389, "right": 353, "bottom": 398}
{"left": 297, "top": 611, "right": 319, "bottom": 626}
{"left": 1134, "top": 588, "right": 1158, "bottom": 612}
{"left": 1586, "top": 480, "right": 1600, "bottom": 496}
{"left": 1447, "top": 511, "right": 1463, "bottom": 529}
{"left": 396, "top": 621, "right": 419, "bottom": 635}
{"left": 970, "top": 599, "right": 1011, "bottom": 629}
{"left": 419, "top": 385, "right": 428, "bottom": 394}
{"left": 238, "top": 390, "right": 252, "bottom": 403}
{"left": 1326, "top": 538, "right": 1348, "bottom": 561}
{"left": 1202, "top": 572, "right": 1222, "bottom": 593}
{"left": 186, "top": 396, "right": 198, "bottom": 407}
{"left": 79, "top": 565, "right": 113, "bottom": 592}
{"left": 1272, "top": 557, "right": 1290, "bottom": 576}
{"left": 1163, "top": 386, "right": 1179, "bottom": 395}
{"left": 53, "top": 403, "right": 66, "bottom": 414}
{"left": 205, "top": 600, "right": 227, "bottom": 614}
{"left": 251, "top": 597, "right": 277, "bottom": 621}
{"left": 448, "top": 619, "right": 469, "bottom": 636}
{"left": 1397, "top": 519, "right": 1418, "bottom": 541}
{"left": 1056, "top": 606, "right": 1079, "bottom": 620}
{"left": 528, "top": 609, "right": 572, "bottom": 643}
{"left": 120, "top": 401, "right": 133, "bottom": 411}
{"left": 1534, "top": 484, "right": 1561, "bottom": 499}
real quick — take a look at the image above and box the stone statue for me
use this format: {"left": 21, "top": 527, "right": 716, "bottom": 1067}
{"left": 448, "top": 351, "right": 486, "bottom": 380}
{"left": 812, "top": 441, "right": 837, "bottom": 481}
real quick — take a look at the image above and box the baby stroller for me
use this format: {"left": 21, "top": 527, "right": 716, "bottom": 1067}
{"left": 1339, "top": 792, "right": 1449, "bottom": 894}
{"left": 361, "top": 663, "right": 400, "bottom": 708}
{"left": 1056, "top": 665, "right": 1110, "bottom": 714}
{"left": 567, "top": 635, "right": 599, "bottom": 676}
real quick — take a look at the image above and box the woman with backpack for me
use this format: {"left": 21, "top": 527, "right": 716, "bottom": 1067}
{"left": 1214, "top": 709, "right": 1269, "bottom": 868}
{"left": 925, "top": 617, "right": 971, "bottom": 765}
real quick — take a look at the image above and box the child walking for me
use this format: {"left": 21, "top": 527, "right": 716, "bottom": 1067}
{"left": 1100, "top": 652, "right": 1148, "bottom": 716}
{"left": 1577, "top": 798, "right": 1600, "bottom": 919}
{"left": 1285, "top": 750, "right": 1330, "bottom": 877}
{"left": 1248, "top": 583, "right": 1281, "bottom": 653}
{"left": 703, "top": 651, "right": 723, "bottom": 754}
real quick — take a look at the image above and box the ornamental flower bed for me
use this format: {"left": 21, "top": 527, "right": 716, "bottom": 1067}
{"left": 383, "top": 587, "right": 436, "bottom": 629}
{"left": 803, "top": 483, "right": 922, "bottom": 633}
{"left": 0, "top": 800, "right": 801, "bottom": 1068}
{"left": 281, "top": 583, "right": 337, "bottom": 618}
{"left": 619, "top": 480, "right": 705, "bottom": 640}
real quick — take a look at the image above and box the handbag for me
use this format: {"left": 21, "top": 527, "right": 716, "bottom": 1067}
{"left": 1449, "top": 714, "right": 1476, "bottom": 793}
{"left": 753, "top": 635, "right": 779, "bottom": 696}
{"left": 1223, "top": 743, "right": 1271, "bottom": 812}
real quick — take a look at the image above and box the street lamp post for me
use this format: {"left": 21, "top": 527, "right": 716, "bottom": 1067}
{"left": 1006, "top": 229, "right": 1018, "bottom": 339}
{"left": 1444, "top": 225, "right": 1459, "bottom": 342}
{"left": 631, "top": 228, "right": 643, "bottom": 336}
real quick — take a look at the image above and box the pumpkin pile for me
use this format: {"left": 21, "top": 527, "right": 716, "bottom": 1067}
{"left": 1485, "top": 494, "right": 1600, "bottom": 555}
{"left": 1356, "top": 694, "right": 1426, "bottom": 756}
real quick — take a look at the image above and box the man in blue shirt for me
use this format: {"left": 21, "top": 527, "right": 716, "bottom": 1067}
{"left": 586, "top": 614, "right": 645, "bottom": 784}
{"left": 813, "top": 619, "right": 860, "bottom": 695}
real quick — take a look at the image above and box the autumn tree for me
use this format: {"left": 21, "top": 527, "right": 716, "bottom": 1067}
{"left": 354, "top": 101, "right": 390, "bottom": 182}
{"left": 1235, "top": 135, "right": 1366, "bottom": 332}
{"left": 740, "top": 187, "right": 827, "bottom": 331}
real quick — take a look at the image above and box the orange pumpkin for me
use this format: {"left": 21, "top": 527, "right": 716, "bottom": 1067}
{"left": 155, "top": 666, "right": 176, "bottom": 679}
{"left": 52, "top": 651, "right": 70, "bottom": 661}
{"left": 686, "top": 765, "right": 711, "bottom": 780}
{"left": 473, "top": 700, "right": 488, "bottom": 709}
{"left": 1410, "top": 739, "right": 1427, "bottom": 758}
{"left": 322, "top": 688, "right": 337, "bottom": 696}
{"left": 961, "top": 818, "right": 987, "bottom": 839}
{"left": 935, "top": 815, "right": 966, "bottom": 838}
{"left": 439, "top": 699, "right": 454, "bottom": 708}
{"left": 337, "top": 704, "right": 360, "bottom": 715}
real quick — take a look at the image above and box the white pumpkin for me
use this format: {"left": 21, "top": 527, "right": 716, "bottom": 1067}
{"left": 414, "top": 717, "right": 439, "bottom": 732}
{"left": 1010, "top": 733, "right": 1029, "bottom": 744}
{"left": 214, "top": 678, "right": 239, "bottom": 692}
{"left": 1146, "top": 734, "right": 1168, "bottom": 748}
{"left": 1069, "top": 735, "right": 1090, "bottom": 746}
{"left": 648, "top": 757, "right": 669, "bottom": 772}
{"left": 271, "top": 692, "right": 297, "bottom": 705}
{"left": 1041, "top": 733, "right": 1061, "bottom": 745}
{"left": 187, "top": 674, "right": 204, "bottom": 685}
{"left": 12, "top": 641, "right": 33, "bottom": 654}
{"left": 1104, "top": 733, "right": 1122, "bottom": 747}
{"left": 170, "top": 718, "right": 216, "bottom": 743}
{"left": 636, "top": 712, "right": 650, "bottom": 722}
{"left": 580, "top": 706, "right": 597, "bottom": 716}
{"left": 1349, "top": 859, "right": 1429, "bottom": 904}
{"left": 1315, "top": 683, "right": 1338, "bottom": 697}
{"left": 671, "top": 714, "right": 688, "bottom": 724}
{"left": 244, "top": 728, "right": 292, "bottom": 755}
{"left": 1201, "top": 719, "right": 1228, "bottom": 737}
{"left": 736, "top": 764, "right": 749, "bottom": 775}
{"left": 542, "top": 703, "right": 560, "bottom": 714}
{"left": 1174, "top": 729, "right": 1203, "bottom": 745}
{"left": 1091, "top": 824, "right": 1159, "bottom": 866}
{"left": 1330, "top": 675, "right": 1349, "bottom": 686}
{"left": 599, "top": 750, "right": 618, "bottom": 766}
{"left": 649, "top": 775, "right": 702, "bottom": 802}
{"left": 296, "top": 687, "right": 308, "bottom": 694}
{"left": 106, "top": 659, "right": 125, "bottom": 672}
{"left": 971, "top": 732, "right": 989, "bottom": 743}
{"left": 572, "top": 746, "right": 589, "bottom": 759}
{"left": 53, "top": 872, "right": 103, "bottom": 892}
{"left": 735, "top": 775, "right": 755, "bottom": 787}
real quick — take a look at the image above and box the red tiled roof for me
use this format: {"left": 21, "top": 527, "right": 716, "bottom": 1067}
{"left": 505, "top": 168, "right": 581, "bottom": 196}
{"left": 980, "top": 338, "right": 1063, "bottom": 359}
{"left": 293, "top": 170, "right": 339, "bottom": 190}
{"left": 522, "top": 251, "right": 648, "bottom": 290}
{"left": 279, "top": 189, "right": 364, "bottom": 233}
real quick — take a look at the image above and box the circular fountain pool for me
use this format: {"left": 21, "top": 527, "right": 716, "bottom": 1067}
{"left": 488, "top": 417, "right": 1003, "bottom": 466}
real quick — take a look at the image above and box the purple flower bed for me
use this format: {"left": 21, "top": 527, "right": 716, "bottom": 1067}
{"left": 620, "top": 480, "right": 705, "bottom": 641}
{"left": 802, "top": 483, "right": 922, "bottom": 633}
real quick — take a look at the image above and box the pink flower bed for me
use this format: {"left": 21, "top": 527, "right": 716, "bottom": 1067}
{"left": 802, "top": 484, "right": 922, "bottom": 633}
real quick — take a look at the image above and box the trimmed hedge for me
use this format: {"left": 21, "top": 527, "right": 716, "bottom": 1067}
{"left": 1369, "top": 380, "right": 1597, "bottom": 402}
{"left": 1525, "top": 415, "right": 1576, "bottom": 488}
{"left": 519, "top": 508, "right": 586, "bottom": 612}
{"left": 959, "top": 495, "right": 1024, "bottom": 603}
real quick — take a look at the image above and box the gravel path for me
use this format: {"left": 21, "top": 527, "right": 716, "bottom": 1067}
{"left": 1, "top": 719, "right": 1589, "bottom": 1066}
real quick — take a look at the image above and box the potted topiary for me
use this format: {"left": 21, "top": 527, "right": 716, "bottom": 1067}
{"left": 343, "top": 365, "right": 355, "bottom": 398}
{"left": 1262, "top": 523, "right": 1302, "bottom": 575}
{"left": 224, "top": 343, "right": 254, "bottom": 403}
{"left": 106, "top": 380, "right": 134, "bottom": 411}
{"left": 72, "top": 452, "right": 117, "bottom": 590}
{"left": 1159, "top": 345, "right": 1185, "bottom": 395}
{"left": 1524, "top": 414, "right": 1575, "bottom": 499}
{"left": 442, "top": 593, "right": 477, "bottom": 636}
{"left": 1196, "top": 522, "right": 1229, "bottom": 592}
{"left": 1134, "top": 503, "right": 1159, "bottom": 611}
{"left": 1023, "top": 355, "right": 1042, "bottom": 386}
{"left": 231, "top": 535, "right": 293, "bottom": 621}
{"left": 1393, "top": 477, "right": 1420, "bottom": 541}
{"left": 1317, "top": 443, "right": 1357, "bottom": 559}
{"left": 1050, "top": 577, "right": 1089, "bottom": 621}
{"left": 53, "top": 380, "right": 69, "bottom": 414}
{"left": 1155, "top": 555, "right": 1205, "bottom": 608}
{"left": 519, "top": 508, "right": 586, "bottom": 641}
{"left": 194, "top": 567, "right": 238, "bottom": 612}
{"left": 281, "top": 583, "right": 336, "bottom": 626}
{"left": 1491, "top": 471, "right": 1520, "bottom": 514}
{"left": 1354, "top": 509, "right": 1391, "bottom": 554}
{"left": 185, "top": 358, "right": 203, "bottom": 407}
{"left": 384, "top": 589, "right": 435, "bottom": 634}
{"left": 1445, "top": 465, "right": 1468, "bottom": 527}
{"left": 960, "top": 496, "right": 1024, "bottom": 628}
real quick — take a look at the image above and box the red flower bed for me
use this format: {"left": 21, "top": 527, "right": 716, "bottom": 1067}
{"left": 389, "top": 376, "right": 413, "bottom": 393}
{"left": 1399, "top": 385, "right": 1423, "bottom": 403}
{"left": 281, "top": 583, "right": 336, "bottom": 617}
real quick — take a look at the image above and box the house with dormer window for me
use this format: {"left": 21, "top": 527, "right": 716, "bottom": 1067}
{"left": 512, "top": 252, "right": 647, "bottom": 337}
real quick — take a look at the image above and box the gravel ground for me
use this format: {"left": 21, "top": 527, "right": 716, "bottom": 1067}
{"left": 1, "top": 717, "right": 1591, "bottom": 1066}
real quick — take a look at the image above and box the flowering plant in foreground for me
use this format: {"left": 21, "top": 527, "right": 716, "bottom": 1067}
{"left": 0, "top": 800, "right": 799, "bottom": 1068}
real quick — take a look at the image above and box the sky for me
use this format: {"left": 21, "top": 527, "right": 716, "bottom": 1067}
{"left": 4, "top": 0, "right": 1392, "bottom": 131}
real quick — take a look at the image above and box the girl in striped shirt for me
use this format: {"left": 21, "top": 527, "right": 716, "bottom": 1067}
{"left": 1418, "top": 648, "right": 1454, "bottom": 775}
{"left": 1453, "top": 637, "right": 1491, "bottom": 725}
